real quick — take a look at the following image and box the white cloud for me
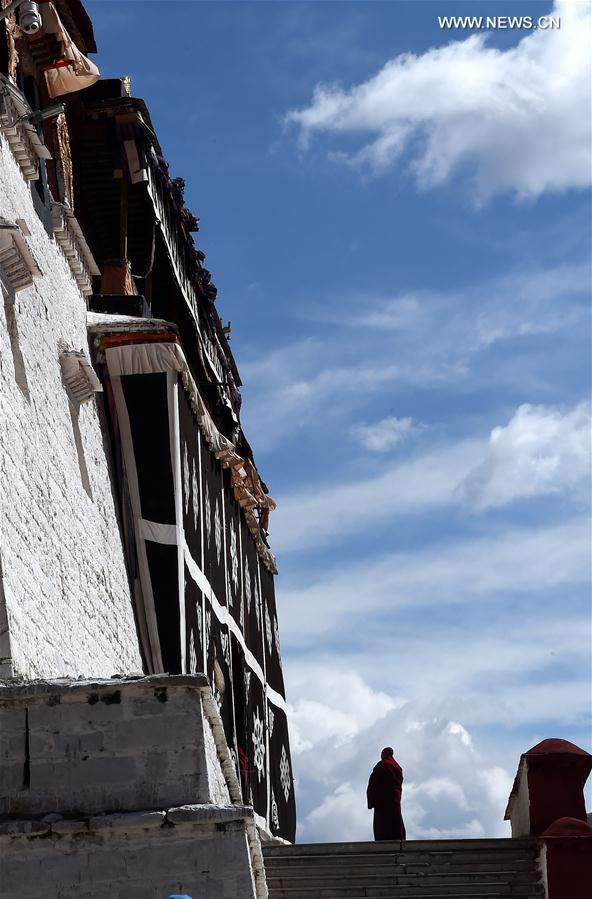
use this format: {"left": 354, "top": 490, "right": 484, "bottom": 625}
{"left": 241, "top": 335, "right": 451, "bottom": 452}
{"left": 460, "top": 402, "right": 591, "bottom": 509}
{"left": 280, "top": 513, "right": 590, "bottom": 843}
{"left": 351, "top": 415, "right": 416, "bottom": 452}
{"left": 353, "top": 265, "right": 588, "bottom": 346}
{"left": 273, "top": 400, "right": 589, "bottom": 554}
{"left": 287, "top": 666, "right": 515, "bottom": 842}
{"left": 279, "top": 517, "right": 590, "bottom": 645}
{"left": 285, "top": 629, "right": 591, "bottom": 841}
{"left": 286, "top": 0, "right": 590, "bottom": 198}
{"left": 241, "top": 265, "right": 589, "bottom": 452}
{"left": 288, "top": 669, "right": 403, "bottom": 753}
{"left": 273, "top": 437, "right": 480, "bottom": 553}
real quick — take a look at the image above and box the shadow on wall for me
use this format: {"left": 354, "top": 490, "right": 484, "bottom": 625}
{"left": 68, "top": 403, "right": 93, "bottom": 500}
{"left": 2, "top": 291, "right": 30, "bottom": 401}
{"left": 0, "top": 548, "right": 13, "bottom": 677}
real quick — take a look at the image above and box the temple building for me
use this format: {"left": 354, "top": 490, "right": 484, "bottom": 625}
{"left": 2, "top": 4, "right": 589, "bottom": 899}
{"left": 0, "top": 2, "right": 294, "bottom": 894}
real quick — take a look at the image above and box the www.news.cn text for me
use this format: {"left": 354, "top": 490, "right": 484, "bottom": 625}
{"left": 438, "top": 15, "right": 560, "bottom": 30}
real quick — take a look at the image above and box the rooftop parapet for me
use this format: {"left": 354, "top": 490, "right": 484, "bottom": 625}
{"left": 505, "top": 738, "right": 592, "bottom": 838}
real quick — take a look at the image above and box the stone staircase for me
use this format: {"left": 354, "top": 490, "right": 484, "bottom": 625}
{"left": 262, "top": 838, "right": 546, "bottom": 898}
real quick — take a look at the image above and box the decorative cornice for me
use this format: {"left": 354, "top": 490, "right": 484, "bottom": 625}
{"left": 51, "top": 202, "right": 99, "bottom": 296}
{"left": 59, "top": 349, "right": 103, "bottom": 405}
{"left": 0, "top": 76, "right": 52, "bottom": 181}
{"left": 0, "top": 804, "right": 254, "bottom": 840}
{"left": 0, "top": 218, "right": 42, "bottom": 293}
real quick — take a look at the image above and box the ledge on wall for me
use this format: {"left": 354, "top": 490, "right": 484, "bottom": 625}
{"left": 0, "top": 218, "right": 42, "bottom": 293}
{"left": 60, "top": 349, "right": 103, "bottom": 405}
{"left": 0, "top": 674, "right": 268, "bottom": 898}
{"left": 51, "top": 202, "right": 100, "bottom": 297}
{"left": 0, "top": 75, "right": 52, "bottom": 182}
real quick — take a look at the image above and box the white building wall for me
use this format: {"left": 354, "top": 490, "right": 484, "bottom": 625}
{"left": 0, "top": 676, "right": 263, "bottom": 899}
{"left": 0, "top": 136, "right": 142, "bottom": 678}
{"left": 0, "top": 817, "right": 258, "bottom": 899}
{"left": 0, "top": 676, "right": 214, "bottom": 817}
{"left": 508, "top": 760, "right": 531, "bottom": 837}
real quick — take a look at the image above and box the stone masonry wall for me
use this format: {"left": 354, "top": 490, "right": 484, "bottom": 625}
{"left": 0, "top": 676, "right": 213, "bottom": 817}
{"left": 0, "top": 814, "right": 257, "bottom": 899}
{"left": 0, "top": 135, "right": 142, "bottom": 678}
{"left": 0, "top": 676, "right": 263, "bottom": 899}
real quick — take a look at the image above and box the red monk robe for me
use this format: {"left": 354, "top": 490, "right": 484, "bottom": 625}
{"left": 367, "top": 751, "right": 406, "bottom": 841}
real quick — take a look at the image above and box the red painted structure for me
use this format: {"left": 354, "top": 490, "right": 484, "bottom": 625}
{"left": 542, "top": 816, "right": 592, "bottom": 899}
{"left": 525, "top": 739, "right": 591, "bottom": 836}
{"left": 506, "top": 739, "right": 592, "bottom": 899}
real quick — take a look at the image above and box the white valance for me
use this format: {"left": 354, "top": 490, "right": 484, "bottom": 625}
{"left": 105, "top": 340, "right": 185, "bottom": 378}
{"left": 41, "top": 4, "right": 100, "bottom": 98}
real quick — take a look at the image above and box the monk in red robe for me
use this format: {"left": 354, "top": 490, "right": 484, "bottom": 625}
{"left": 367, "top": 747, "right": 406, "bottom": 840}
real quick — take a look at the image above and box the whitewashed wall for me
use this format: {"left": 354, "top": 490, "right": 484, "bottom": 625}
{"left": 1, "top": 676, "right": 217, "bottom": 817}
{"left": 0, "top": 136, "right": 142, "bottom": 678}
{"left": 0, "top": 676, "right": 262, "bottom": 899}
{"left": 0, "top": 816, "right": 257, "bottom": 899}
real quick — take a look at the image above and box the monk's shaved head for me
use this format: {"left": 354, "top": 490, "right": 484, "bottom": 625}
{"left": 381, "top": 747, "right": 394, "bottom": 759}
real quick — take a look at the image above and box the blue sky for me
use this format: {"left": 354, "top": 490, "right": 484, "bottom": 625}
{"left": 87, "top": 0, "right": 591, "bottom": 841}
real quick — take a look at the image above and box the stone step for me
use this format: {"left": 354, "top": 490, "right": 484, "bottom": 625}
{"left": 266, "top": 890, "right": 544, "bottom": 899}
{"left": 263, "top": 839, "right": 536, "bottom": 856}
{"left": 263, "top": 839, "right": 544, "bottom": 899}
{"left": 264, "top": 857, "right": 540, "bottom": 872}
{"left": 264, "top": 850, "right": 539, "bottom": 867}
{"left": 266, "top": 883, "right": 544, "bottom": 896}
{"left": 266, "top": 871, "right": 542, "bottom": 887}
{"left": 264, "top": 851, "right": 539, "bottom": 863}
{"left": 268, "top": 894, "right": 544, "bottom": 899}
